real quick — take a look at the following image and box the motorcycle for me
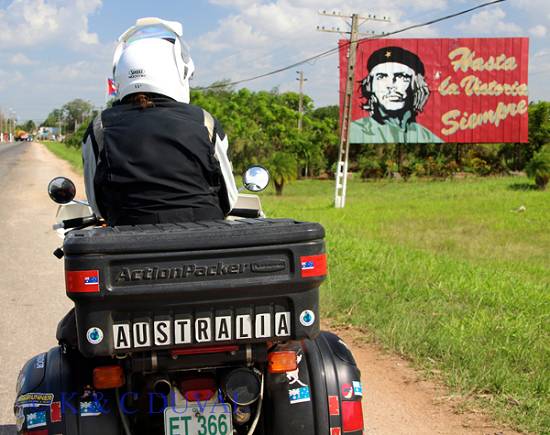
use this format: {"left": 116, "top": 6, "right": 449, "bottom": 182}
{"left": 14, "top": 166, "right": 364, "bottom": 435}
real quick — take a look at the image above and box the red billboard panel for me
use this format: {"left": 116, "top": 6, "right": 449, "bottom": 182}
{"left": 339, "top": 38, "right": 529, "bottom": 143}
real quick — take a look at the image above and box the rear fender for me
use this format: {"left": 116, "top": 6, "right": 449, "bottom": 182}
{"left": 264, "top": 331, "right": 364, "bottom": 435}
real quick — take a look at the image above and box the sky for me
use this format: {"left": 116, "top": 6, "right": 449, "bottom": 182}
{"left": 0, "top": 0, "right": 548, "bottom": 123}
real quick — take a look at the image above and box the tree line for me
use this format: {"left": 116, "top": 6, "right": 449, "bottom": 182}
{"left": 39, "top": 88, "right": 550, "bottom": 191}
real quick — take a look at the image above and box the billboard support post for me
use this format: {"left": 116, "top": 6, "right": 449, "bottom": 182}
{"left": 333, "top": 14, "right": 359, "bottom": 208}
{"left": 318, "top": 11, "right": 390, "bottom": 208}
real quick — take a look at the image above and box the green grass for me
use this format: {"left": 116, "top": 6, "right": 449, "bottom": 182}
{"left": 42, "top": 141, "right": 83, "bottom": 173}
{"left": 260, "top": 177, "right": 549, "bottom": 434}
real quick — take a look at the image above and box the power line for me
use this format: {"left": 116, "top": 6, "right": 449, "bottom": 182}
{"left": 193, "top": 0, "right": 506, "bottom": 91}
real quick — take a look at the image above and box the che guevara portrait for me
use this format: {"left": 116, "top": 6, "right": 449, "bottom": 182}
{"left": 350, "top": 46, "right": 444, "bottom": 144}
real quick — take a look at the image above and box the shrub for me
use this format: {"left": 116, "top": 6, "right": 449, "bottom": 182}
{"left": 412, "top": 160, "right": 427, "bottom": 177}
{"left": 399, "top": 161, "right": 413, "bottom": 181}
{"left": 384, "top": 160, "right": 398, "bottom": 178}
{"left": 470, "top": 157, "right": 492, "bottom": 176}
{"left": 64, "top": 122, "right": 89, "bottom": 149}
{"left": 525, "top": 145, "right": 550, "bottom": 190}
{"left": 358, "top": 155, "right": 383, "bottom": 179}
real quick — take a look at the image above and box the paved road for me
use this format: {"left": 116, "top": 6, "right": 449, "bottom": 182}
{"left": 0, "top": 143, "right": 80, "bottom": 434}
{"left": 0, "top": 143, "right": 29, "bottom": 181}
{"left": 0, "top": 143, "right": 519, "bottom": 434}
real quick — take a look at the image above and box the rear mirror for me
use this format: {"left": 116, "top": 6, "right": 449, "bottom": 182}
{"left": 48, "top": 177, "right": 76, "bottom": 204}
{"left": 243, "top": 166, "right": 270, "bottom": 192}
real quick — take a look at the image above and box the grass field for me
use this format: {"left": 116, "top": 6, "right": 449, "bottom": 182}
{"left": 41, "top": 141, "right": 549, "bottom": 433}
{"left": 261, "top": 177, "right": 549, "bottom": 434}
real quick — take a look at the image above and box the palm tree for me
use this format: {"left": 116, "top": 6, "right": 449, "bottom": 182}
{"left": 525, "top": 146, "right": 550, "bottom": 190}
{"left": 266, "top": 152, "right": 297, "bottom": 196}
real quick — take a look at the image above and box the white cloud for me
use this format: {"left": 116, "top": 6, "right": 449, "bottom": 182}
{"left": 44, "top": 59, "right": 108, "bottom": 86}
{"left": 193, "top": 0, "right": 442, "bottom": 106}
{"left": 529, "top": 25, "right": 547, "bottom": 38}
{"left": 0, "top": 0, "right": 101, "bottom": 49}
{"left": 456, "top": 7, "right": 522, "bottom": 35}
{"left": 9, "top": 53, "right": 35, "bottom": 65}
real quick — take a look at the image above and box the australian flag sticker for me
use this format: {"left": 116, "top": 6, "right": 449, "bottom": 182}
{"left": 26, "top": 411, "right": 47, "bottom": 429}
{"left": 353, "top": 381, "right": 363, "bottom": 397}
{"left": 84, "top": 275, "right": 99, "bottom": 286}
{"left": 301, "top": 260, "right": 314, "bottom": 270}
{"left": 80, "top": 400, "right": 102, "bottom": 417}
{"left": 289, "top": 386, "right": 311, "bottom": 404}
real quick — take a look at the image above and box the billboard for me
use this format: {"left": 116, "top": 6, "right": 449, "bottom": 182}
{"left": 339, "top": 38, "right": 529, "bottom": 144}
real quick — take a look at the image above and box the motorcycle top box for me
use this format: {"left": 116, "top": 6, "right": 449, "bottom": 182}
{"left": 62, "top": 218, "right": 326, "bottom": 357}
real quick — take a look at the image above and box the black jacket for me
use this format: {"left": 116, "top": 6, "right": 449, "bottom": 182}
{"left": 82, "top": 97, "right": 236, "bottom": 226}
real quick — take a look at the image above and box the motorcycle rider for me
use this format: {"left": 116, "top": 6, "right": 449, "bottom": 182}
{"left": 58, "top": 17, "right": 239, "bottom": 345}
{"left": 82, "top": 17, "right": 238, "bottom": 226}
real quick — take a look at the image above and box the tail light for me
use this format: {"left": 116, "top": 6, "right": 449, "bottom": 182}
{"left": 179, "top": 377, "right": 217, "bottom": 402}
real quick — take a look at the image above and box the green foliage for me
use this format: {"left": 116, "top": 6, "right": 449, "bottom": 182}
{"left": 528, "top": 101, "right": 550, "bottom": 150}
{"left": 265, "top": 151, "right": 297, "bottom": 195}
{"left": 63, "top": 99, "right": 94, "bottom": 133}
{"left": 64, "top": 121, "right": 90, "bottom": 149}
{"left": 357, "top": 155, "right": 383, "bottom": 179}
{"left": 525, "top": 145, "right": 550, "bottom": 189}
{"left": 42, "top": 99, "right": 94, "bottom": 134}
{"left": 191, "top": 85, "right": 339, "bottom": 189}
{"left": 16, "top": 120, "right": 36, "bottom": 133}
{"left": 262, "top": 177, "right": 550, "bottom": 434}
{"left": 42, "top": 108, "right": 64, "bottom": 128}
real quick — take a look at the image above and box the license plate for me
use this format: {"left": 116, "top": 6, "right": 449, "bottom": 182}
{"left": 164, "top": 404, "right": 233, "bottom": 435}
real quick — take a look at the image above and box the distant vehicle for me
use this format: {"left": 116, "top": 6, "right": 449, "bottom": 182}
{"left": 15, "top": 130, "right": 29, "bottom": 141}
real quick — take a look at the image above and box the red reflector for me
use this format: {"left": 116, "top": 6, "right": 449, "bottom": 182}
{"left": 300, "top": 254, "right": 327, "bottom": 278}
{"left": 179, "top": 377, "right": 217, "bottom": 402}
{"left": 342, "top": 400, "right": 364, "bottom": 432}
{"left": 328, "top": 395, "right": 340, "bottom": 416}
{"left": 184, "top": 389, "right": 215, "bottom": 401}
{"left": 65, "top": 270, "right": 100, "bottom": 293}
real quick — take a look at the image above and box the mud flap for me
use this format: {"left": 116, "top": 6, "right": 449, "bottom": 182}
{"left": 14, "top": 346, "right": 120, "bottom": 434}
{"left": 265, "top": 331, "right": 364, "bottom": 434}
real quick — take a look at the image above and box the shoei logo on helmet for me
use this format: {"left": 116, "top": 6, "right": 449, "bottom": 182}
{"left": 128, "top": 68, "right": 146, "bottom": 79}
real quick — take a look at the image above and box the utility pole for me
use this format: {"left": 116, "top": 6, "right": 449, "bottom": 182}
{"left": 317, "top": 10, "right": 390, "bottom": 208}
{"left": 296, "top": 70, "right": 307, "bottom": 131}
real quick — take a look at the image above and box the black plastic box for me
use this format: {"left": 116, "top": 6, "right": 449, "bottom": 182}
{"left": 63, "top": 218, "right": 326, "bottom": 357}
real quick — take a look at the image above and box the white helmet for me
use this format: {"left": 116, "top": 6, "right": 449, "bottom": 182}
{"left": 112, "top": 17, "right": 195, "bottom": 103}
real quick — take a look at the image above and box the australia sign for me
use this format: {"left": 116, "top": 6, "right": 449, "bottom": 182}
{"left": 340, "top": 38, "right": 529, "bottom": 144}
